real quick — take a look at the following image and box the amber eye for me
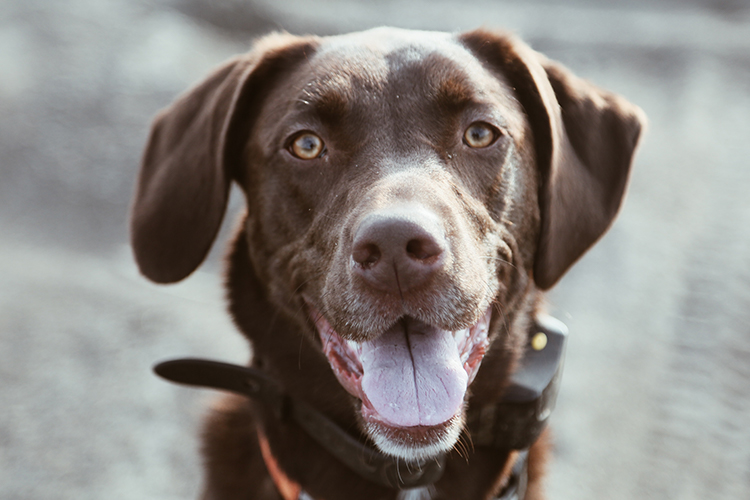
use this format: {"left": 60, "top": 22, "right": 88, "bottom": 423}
{"left": 290, "top": 132, "right": 325, "bottom": 160}
{"left": 463, "top": 122, "right": 496, "bottom": 148}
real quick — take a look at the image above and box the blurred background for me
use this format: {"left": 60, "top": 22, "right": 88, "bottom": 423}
{"left": 2, "top": 0, "right": 749, "bottom": 499}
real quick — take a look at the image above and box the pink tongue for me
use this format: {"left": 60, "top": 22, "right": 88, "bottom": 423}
{"left": 360, "top": 320, "right": 468, "bottom": 427}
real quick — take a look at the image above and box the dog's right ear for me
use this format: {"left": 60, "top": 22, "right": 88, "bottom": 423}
{"left": 130, "top": 34, "right": 317, "bottom": 283}
{"left": 459, "top": 29, "right": 645, "bottom": 290}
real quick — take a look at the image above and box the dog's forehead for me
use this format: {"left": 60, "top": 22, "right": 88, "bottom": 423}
{"left": 295, "top": 28, "right": 510, "bottom": 107}
{"left": 317, "top": 27, "right": 458, "bottom": 64}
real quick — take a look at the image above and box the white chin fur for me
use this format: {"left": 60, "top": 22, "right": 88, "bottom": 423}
{"left": 365, "top": 417, "right": 464, "bottom": 463}
{"left": 397, "top": 486, "right": 435, "bottom": 500}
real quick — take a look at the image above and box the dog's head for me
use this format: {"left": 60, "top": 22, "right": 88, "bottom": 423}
{"left": 131, "top": 28, "right": 644, "bottom": 462}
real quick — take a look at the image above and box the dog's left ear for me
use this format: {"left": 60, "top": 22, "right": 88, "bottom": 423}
{"left": 130, "top": 34, "right": 317, "bottom": 284}
{"left": 460, "top": 30, "right": 646, "bottom": 290}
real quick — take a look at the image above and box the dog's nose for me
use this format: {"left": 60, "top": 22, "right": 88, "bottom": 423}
{"left": 351, "top": 206, "right": 447, "bottom": 293}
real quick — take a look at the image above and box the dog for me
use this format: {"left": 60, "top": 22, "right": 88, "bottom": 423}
{"left": 130, "top": 27, "right": 644, "bottom": 500}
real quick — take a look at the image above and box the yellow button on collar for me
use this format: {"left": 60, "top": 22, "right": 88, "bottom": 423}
{"left": 531, "top": 332, "right": 548, "bottom": 351}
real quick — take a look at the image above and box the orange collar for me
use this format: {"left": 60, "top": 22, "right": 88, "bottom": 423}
{"left": 258, "top": 429, "right": 316, "bottom": 500}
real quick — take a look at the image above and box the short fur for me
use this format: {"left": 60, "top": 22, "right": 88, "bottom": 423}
{"left": 131, "top": 27, "right": 644, "bottom": 500}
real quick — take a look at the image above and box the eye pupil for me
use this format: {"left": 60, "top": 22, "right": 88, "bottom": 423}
{"left": 464, "top": 123, "right": 496, "bottom": 148}
{"left": 300, "top": 136, "right": 316, "bottom": 151}
{"left": 471, "top": 128, "right": 487, "bottom": 141}
{"left": 291, "top": 132, "right": 324, "bottom": 159}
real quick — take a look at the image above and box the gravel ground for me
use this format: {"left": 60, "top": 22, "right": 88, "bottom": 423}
{"left": 2, "top": 1, "right": 749, "bottom": 499}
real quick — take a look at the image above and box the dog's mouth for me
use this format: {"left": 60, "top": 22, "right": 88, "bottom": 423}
{"left": 310, "top": 305, "right": 492, "bottom": 461}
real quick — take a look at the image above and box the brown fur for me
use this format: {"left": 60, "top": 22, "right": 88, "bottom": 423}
{"left": 130, "top": 28, "right": 644, "bottom": 500}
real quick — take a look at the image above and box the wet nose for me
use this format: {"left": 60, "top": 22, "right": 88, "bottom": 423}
{"left": 351, "top": 206, "right": 447, "bottom": 294}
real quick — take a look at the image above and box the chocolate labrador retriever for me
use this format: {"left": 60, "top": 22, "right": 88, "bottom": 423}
{"left": 131, "top": 27, "right": 644, "bottom": 500}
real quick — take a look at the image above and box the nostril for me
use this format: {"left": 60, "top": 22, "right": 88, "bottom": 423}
{"left": 406, "top": 237, "right": 443, "bottom": 261}
{"left": 352, "top": 242, "right": 381, "bottom": 268}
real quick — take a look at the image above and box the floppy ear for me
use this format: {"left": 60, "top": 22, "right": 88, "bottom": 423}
{"left": 130, "top": 34, "right": 317, "bottom": 283}
{"left": 460, "top": 30, "right": 646, "bottom": 290}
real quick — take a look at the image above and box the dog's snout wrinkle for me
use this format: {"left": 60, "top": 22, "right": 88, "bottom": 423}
{"left": 351, "top": 206, "right": 447, "bottom": 294}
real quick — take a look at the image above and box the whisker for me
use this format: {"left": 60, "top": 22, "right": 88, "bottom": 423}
{"left": 480, "top": 254, "right": 518, "bottom": 271}
{"left": 492, "top": 299, "right": 511, "bottom": 338}
{"left": 453, "top": 433, "right": 470, "bottom": 461}
{"left": 463, "top": 427, "right": 475, "bottom": 454}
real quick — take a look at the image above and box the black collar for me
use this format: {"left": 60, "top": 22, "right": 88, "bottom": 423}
{"left": 154, "top": 314, "right": 567, "bottom": 491}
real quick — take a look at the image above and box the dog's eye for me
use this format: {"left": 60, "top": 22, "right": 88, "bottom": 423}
{"left": 290, "top": 132, "right": 325, "bottom": 160}
{"left": 463, "top": 122, "right": 497, "bottom": 148}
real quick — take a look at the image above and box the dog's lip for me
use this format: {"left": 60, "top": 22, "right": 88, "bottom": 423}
{"left": 308, "top": 302, "right": 492, "bottom": 429}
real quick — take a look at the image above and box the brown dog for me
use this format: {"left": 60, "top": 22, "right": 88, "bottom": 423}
{"left": 131, "top": 27, "right": 644, "bottom": 500}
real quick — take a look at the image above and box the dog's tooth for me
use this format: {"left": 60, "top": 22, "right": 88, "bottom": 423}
{"left": 452, "top": 329, "right": 463, "bottom": 344}
{"left": 453, "top": 328, "right": 470, "bottom": 354}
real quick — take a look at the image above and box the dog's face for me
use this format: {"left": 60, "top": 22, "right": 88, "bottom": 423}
{"left": 131, "top": 28, "right": 644, "bottom": 462}
{"left": 243, "top": 30, "right": 540, "bottom": 460}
